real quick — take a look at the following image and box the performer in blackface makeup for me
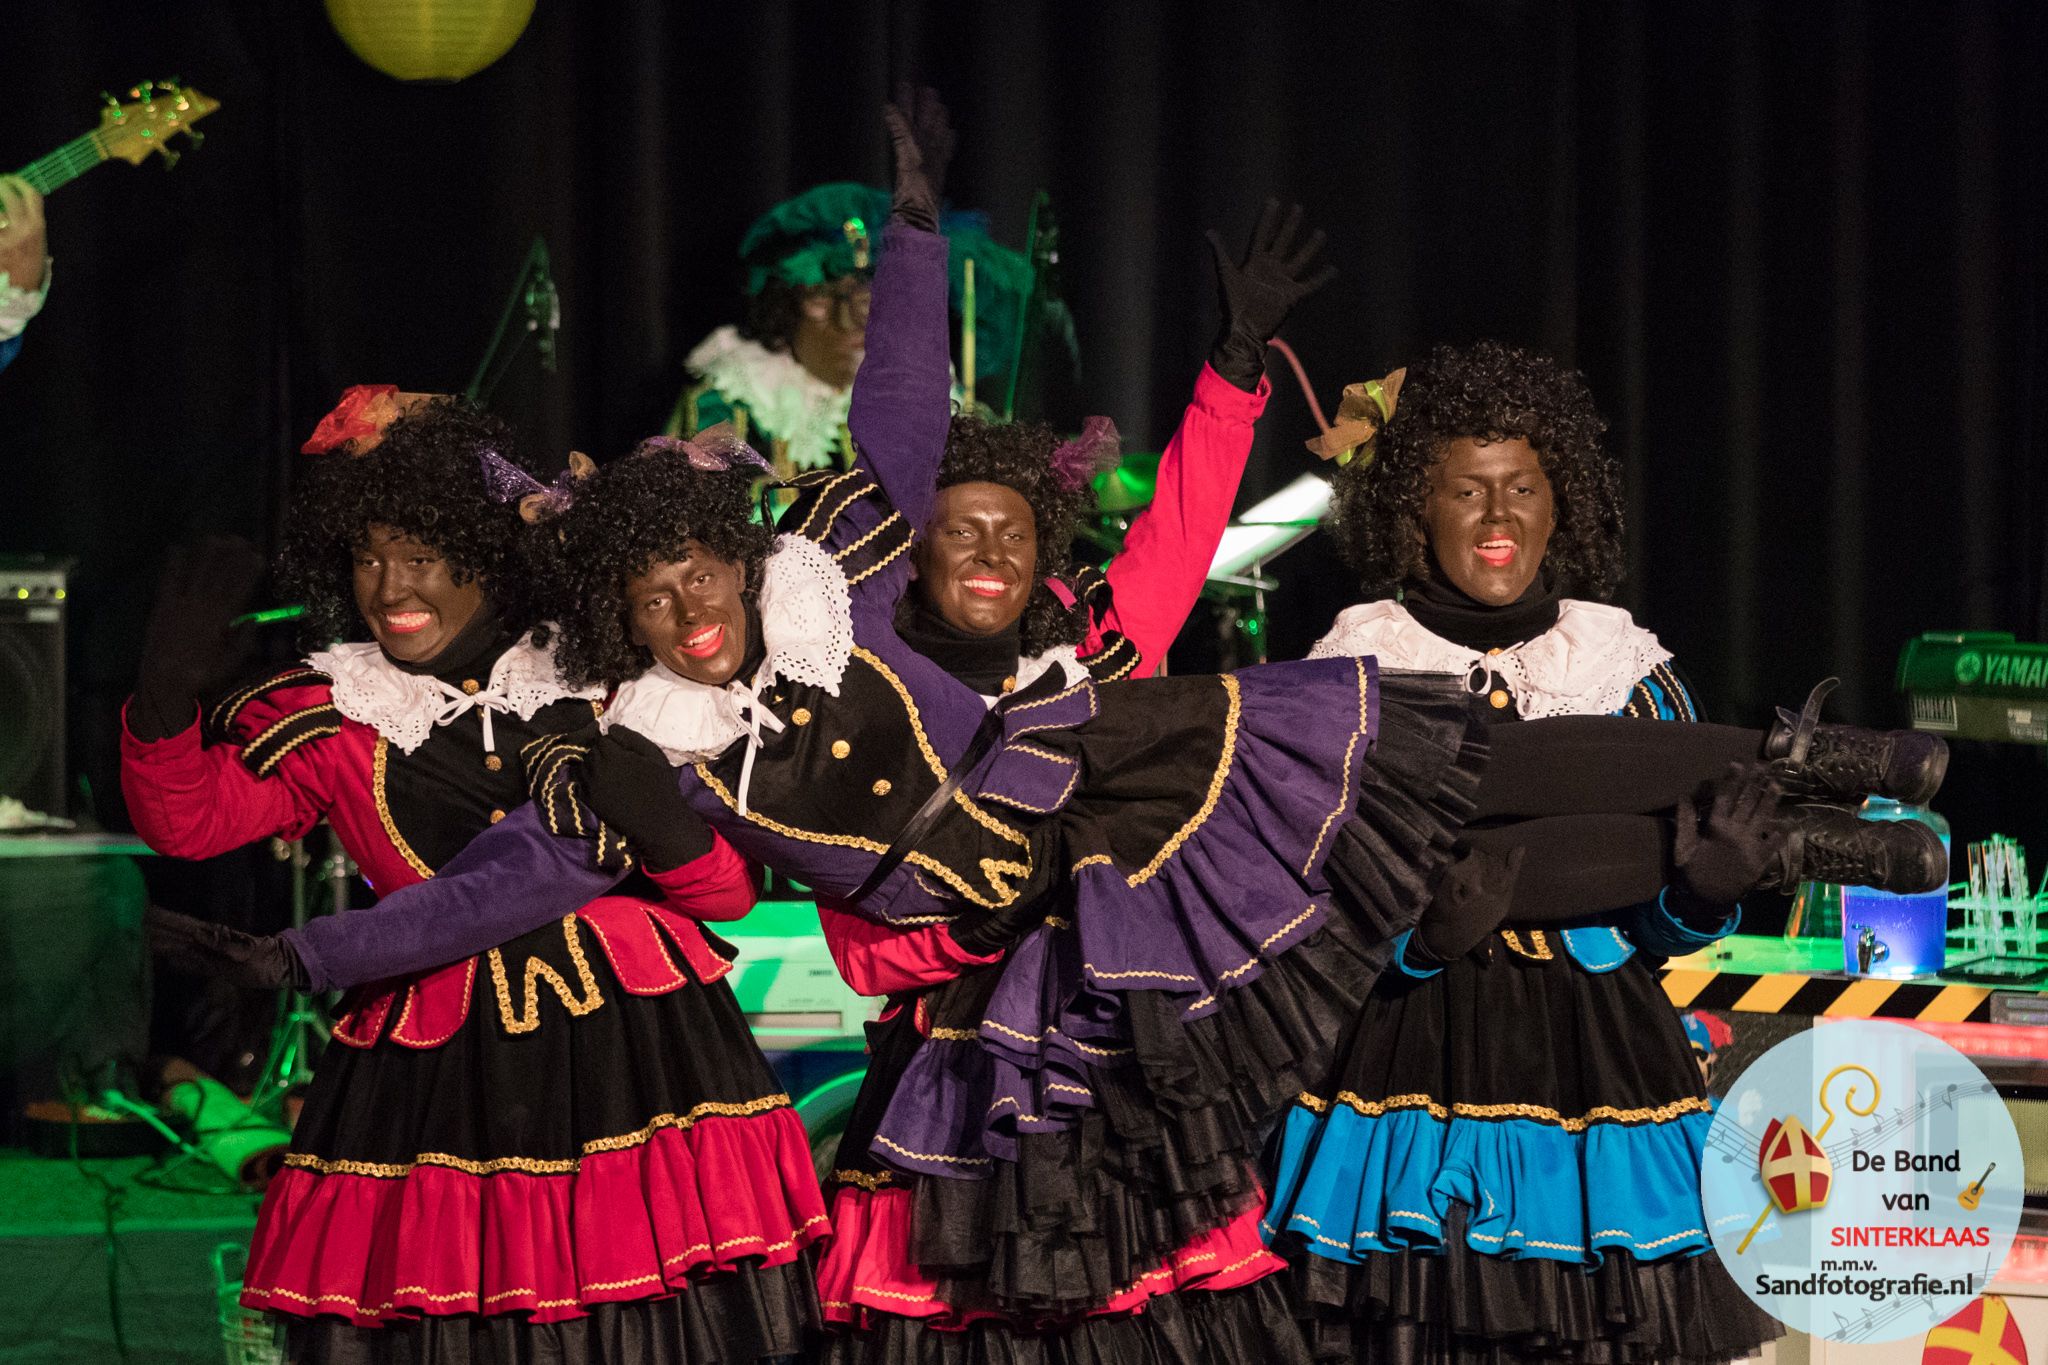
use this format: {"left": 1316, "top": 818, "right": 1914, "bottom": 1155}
{"left": 802, "top": 199, "right": 1339, "bottom": 1360}
{"left": 244, "top": 95, "right": 1944, "bottom": 1364}
{"left": 126, "top": 393, "right": 825, "bottom": 1365}
{"left": 665, "top": 181, "right": 1028, "bottom": 481}
{"left": 1262, "top": 340, "right": 1944, "bottom": 1364}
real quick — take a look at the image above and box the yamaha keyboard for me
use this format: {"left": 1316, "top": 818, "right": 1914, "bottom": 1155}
{"left": 1899, "top": 631, "right": 2048, "bottom": 743}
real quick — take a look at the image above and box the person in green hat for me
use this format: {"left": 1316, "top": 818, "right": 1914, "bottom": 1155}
{"left": 666, "top": 181, "right": 1030, "bottom": 482}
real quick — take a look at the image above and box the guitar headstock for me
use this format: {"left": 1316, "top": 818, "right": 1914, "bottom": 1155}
{"left": 96, "top": 80, "right": 220, "bottom": 168}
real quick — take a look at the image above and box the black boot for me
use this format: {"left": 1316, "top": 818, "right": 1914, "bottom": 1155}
{"left": 1759, "top": 803, "right": 1948, "bottom": 896}
{"left": 1763, "top": 678, "right": 1950, "bottom": 806}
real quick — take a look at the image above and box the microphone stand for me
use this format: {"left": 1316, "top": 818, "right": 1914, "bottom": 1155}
{"left": 467, "top": 235, "right": 560, "bottom": 405}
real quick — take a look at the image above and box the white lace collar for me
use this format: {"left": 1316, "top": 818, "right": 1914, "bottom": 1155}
{"left": 1309, "top": 599, "right": 1671, "bottom": 720}
{"left": 602, "top": 534, "right": 853, "bottom": 765}
{"left": 685, "top": 325, "right": 851, "bottom": 473}
{"left": 1014, "top": 645, "right": 1082, "bottom": 695}
{"left": 309, "top": 631, "right": 602, "bottom": 754}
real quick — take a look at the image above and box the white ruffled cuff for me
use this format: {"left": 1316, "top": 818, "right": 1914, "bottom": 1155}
{"left": 0, "top": 259, "right": 50, "bottom": 341}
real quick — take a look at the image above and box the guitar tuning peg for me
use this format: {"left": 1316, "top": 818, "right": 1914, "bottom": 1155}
{"left": 185, "top": 129, "right": 205, "bottom": 148}
{"left": 160, "top": 147, "right": 181, "bottom": 170}
{"left": 101, "top": 90, "right": 122, "bottom": 113}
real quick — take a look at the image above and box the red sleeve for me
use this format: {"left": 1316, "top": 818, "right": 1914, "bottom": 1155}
{"left": 1088, "top": 364, "right": 1268, "bottom": 677}
{"left": 642, "top": 835, "right": 758, "bottom": 921}
{"left": 119, "top": 700, "right": 326, "bottom": 858}
{"left": 815, "top": 899, "right": 1003, "bottom": 997}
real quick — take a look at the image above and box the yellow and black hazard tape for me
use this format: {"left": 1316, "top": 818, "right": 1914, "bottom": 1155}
{"left": 1660, "top": 966, "right": 1993, "bottom": 1022}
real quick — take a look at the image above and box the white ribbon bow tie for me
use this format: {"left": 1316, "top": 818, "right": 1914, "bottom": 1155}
{"left": 723, "top": 676, "right": 787, "bottom": 815}
{"left": 429, "top": 677, "right": 517, "bottom": 753}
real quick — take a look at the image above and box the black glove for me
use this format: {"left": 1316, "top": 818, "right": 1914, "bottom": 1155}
{"left": 1203, "top": 199, "right": 1338, "bottom": 391}
{"left": 147, "top": 905, "right": 309, "bottom": 991}
{"left": 1670, "top": 764, "right": 1786, "bottom": 918}
{"left": 580, "top": 727, "right": 715, "bottom": 871}
{"left": 948, "top": 896, "right": 1047, "bottom": 957}
{"left": 1410, "top": 845, "right": 1526, "bottom": 967}
{"left": 882, "top": 84, "right": 956, "bottom": 234}
{"left": 131, "top": 536, "right": 269, "bottom": 741}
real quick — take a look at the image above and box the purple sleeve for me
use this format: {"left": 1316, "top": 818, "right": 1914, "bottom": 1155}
{"left": 847, "top": 223, "right": 954, "bottom": 534}
{"left": 281, "top": 804, "right": 625, "bottom": 990}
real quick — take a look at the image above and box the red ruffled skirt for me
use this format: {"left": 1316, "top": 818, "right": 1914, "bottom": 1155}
{"left": 242, "top": 896, "right": 827, "bottom": 1362}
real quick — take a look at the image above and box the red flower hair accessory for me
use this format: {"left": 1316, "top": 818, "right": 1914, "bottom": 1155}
{"left": 301, "top": 385, "right": 439, "bottom": 455}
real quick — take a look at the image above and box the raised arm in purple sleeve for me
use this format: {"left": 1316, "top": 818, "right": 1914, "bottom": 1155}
{"left": 847, "top": 223, "right": 954, "bottom": 533}
{"left": 279, "top": 803, "right": 625, "bottom": 990}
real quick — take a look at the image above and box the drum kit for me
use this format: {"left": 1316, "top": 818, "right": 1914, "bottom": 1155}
{"left": 1088, "top": 453, "right": 1330, "bottom": 668}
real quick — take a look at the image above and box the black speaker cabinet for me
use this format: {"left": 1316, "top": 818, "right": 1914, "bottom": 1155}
{"left": 0, "top": 556, "right": 70, "bottom": 817}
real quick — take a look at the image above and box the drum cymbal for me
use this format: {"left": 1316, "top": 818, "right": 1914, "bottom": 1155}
{"left": 1093, "top": 452, "right": 1161, "bottom": 513}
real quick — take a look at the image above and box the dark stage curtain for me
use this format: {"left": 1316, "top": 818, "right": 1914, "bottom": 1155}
{"left": 1, "top": 2, "right": 2043, "bottom": 856}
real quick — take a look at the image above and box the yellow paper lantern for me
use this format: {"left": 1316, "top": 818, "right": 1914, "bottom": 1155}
{"left": 325, "top": 0, "right": 537, "bottom": 83}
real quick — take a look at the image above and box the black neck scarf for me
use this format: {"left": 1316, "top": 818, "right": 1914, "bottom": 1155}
{"left": 1402, "top": 562, "right": 1562, "bottom": 653}
{"left": 894, "top": 595, "right": 1022, "bottom": 694}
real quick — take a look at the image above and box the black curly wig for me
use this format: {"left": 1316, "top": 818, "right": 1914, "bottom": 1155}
{"left": 1330, "top": 339, "right": 1624, "bottom": 601}
{"left": 926, "top": 413, "right": 1104, "bottom": 656}
{"left": 738, "top": 279, "right": 806, "bottom": 353}
{"left": 277, "top": 397, "right": 548, "bottom": 650}
{"left": 543, "top": 443, "right": 775, "bottom": 689}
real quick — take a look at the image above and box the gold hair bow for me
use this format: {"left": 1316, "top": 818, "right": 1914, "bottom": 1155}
{"left": 1305, "top": 368, "right": 1406, "bottom": 467}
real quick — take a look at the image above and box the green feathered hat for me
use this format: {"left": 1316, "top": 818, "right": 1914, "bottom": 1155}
{"left": 739, "top": 183, "right": 1032, "bottom": 392}
{"left": 739, "top": 183, "right": 893, "bottom": 295}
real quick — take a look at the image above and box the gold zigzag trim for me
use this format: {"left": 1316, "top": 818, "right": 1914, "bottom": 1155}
{"left": 1125, "top": 674, "right": 1239, "bottom": 887}
{"left": 487, "top": 916, "right": 605, "bottom": 1034}
{"left": 833, "top": 511, "right": 903, "bottom": 561}
{"left": 1302, "top": 658, "right": 1371, "bottom": 876}
{"left": 1184, "top": 904, "right": 1320, "bottom": 1012}
{"left": 871, "top": 1134, "right": 990, "bottom": 1166}
{"left": 851, "top": 647, "right": 1028, "bottom": 848}
{"left": 844, "top": 536, "right": 911, "bottom": 587}
{"left": 212, "top": 668, "right": 327, "bottom": 734}
{"left": 1298, "top": 1089, "right": 1712, "bottom": 1133}
{"left": 253, "top": 721, "right": 343, "bottom": 777}
{"left": 692, "top": 762, "right": 1023, "bottom": 911}
{"left": 832, "top": 1168, "right": 894, "bottom": 1190}
{"left": 794, "top": 471, "right": 862, "bottom": 539}
{"left": 283, "top": 1093, "right": 795, "bottom": 1176}
{"left": 373, "top": 738, "right": 436, "bottom": 880}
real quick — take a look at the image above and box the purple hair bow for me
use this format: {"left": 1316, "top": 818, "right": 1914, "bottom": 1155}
{"left": 1049, "top": 415, "right": 1121, "bottom": 493}
{"left": 628, "top": 423, "right": 771, "bottom": 473}
{"left": 477, "top": 447, "right": 592, "bottom": 523}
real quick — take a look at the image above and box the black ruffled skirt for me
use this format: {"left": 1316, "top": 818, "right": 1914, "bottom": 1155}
{"left": 816, "top": 673, "right": 1490, "bottom": 1353}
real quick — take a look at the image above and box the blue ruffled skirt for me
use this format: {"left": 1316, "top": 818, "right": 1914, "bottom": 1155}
{"left": 1261, "top": 936, "right": 1781, "bottom": 1362}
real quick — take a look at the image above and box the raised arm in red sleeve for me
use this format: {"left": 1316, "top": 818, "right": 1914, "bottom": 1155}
{"left": 1085, "top": 364, "right": 1268, "bottom": 677}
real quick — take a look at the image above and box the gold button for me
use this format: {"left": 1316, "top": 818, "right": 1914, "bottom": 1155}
{"left": 484, "top": 753, "right": 504, "bottom": 772}
{"left": 792, "top": 708, "right": 812, "bottom": 726}
{"left": 1489, "top": 689, "right": 1511, "bottom": 709}
{"left": 462, "top": 679, "right": 481, "bottom": 695}
{"left": 1486, "top": 647, "right": 1503, "bottom": 656}
{"left": 831, "top": 739, "right": 851, "bottom": 759}
{"left": 489, "top": 808, "right": 507, "bottom": 823}
{"left": 1001, "top": 676, "right": 1017, "bottom": 693}
{"left": 872, "top": 779, "right": 892, "bottom": 796}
